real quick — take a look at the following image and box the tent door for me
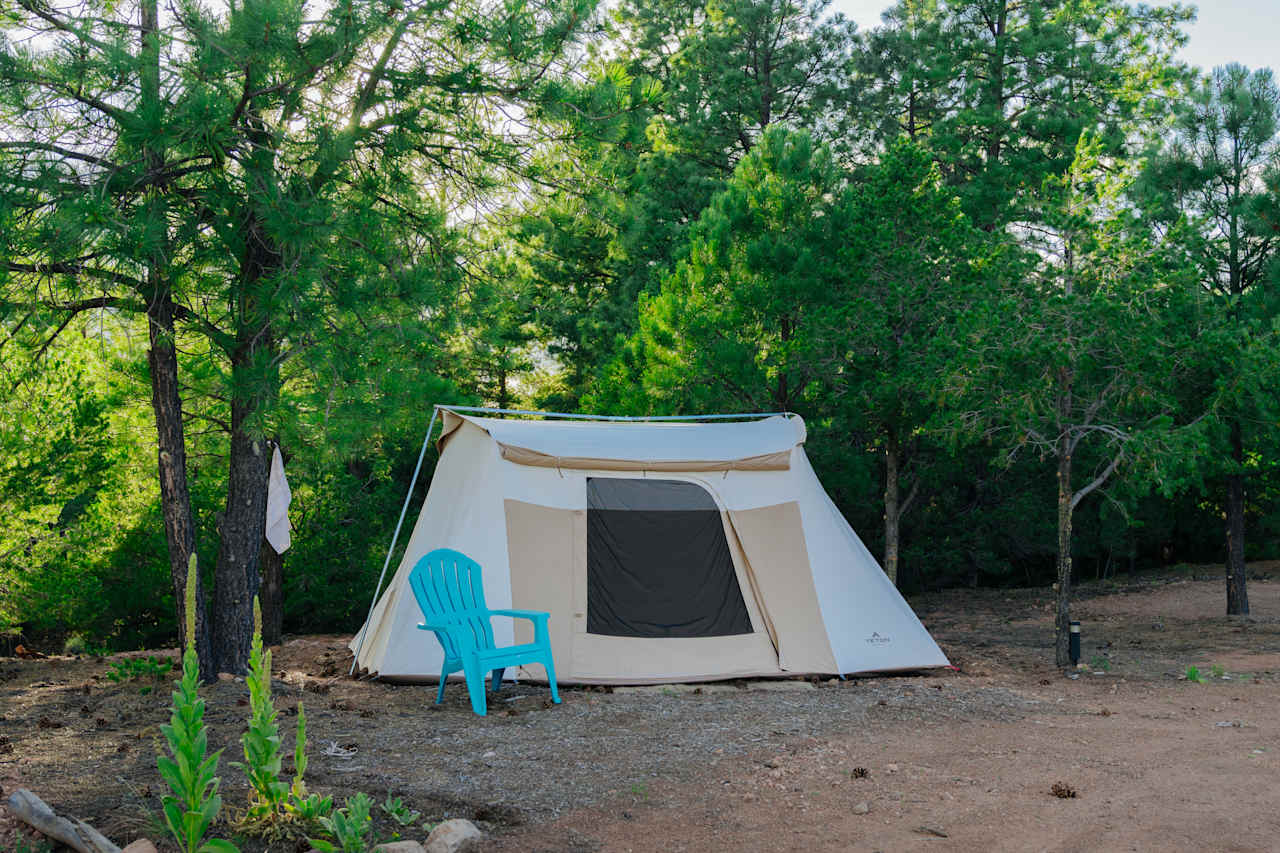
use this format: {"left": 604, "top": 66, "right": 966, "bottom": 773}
{"left": 585, "top": 477, "right": 756, "bottom": 639}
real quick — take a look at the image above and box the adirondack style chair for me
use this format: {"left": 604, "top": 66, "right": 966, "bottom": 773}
{"left": 408, "top": 548, "right": 560, "bottom": 716}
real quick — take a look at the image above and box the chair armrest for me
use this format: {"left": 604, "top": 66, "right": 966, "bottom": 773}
{"left": 489, "top": 608, "right": 550, "bottom": 622}
{"left": 487, "top": 609, "right": 551, "bottom": 645}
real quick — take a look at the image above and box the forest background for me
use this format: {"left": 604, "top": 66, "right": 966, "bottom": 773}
{"left": 2, "top": 0, "right": 1277, "bottom": 671}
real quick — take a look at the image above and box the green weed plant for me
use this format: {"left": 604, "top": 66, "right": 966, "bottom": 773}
{"left": 233, "top": 598, "right": 289, "bottom": 826}
{"left": 107, "top": 655, "right": 175, "bottom": 683}
{"left": 285, "top": 702, "right": 334, "bottom": 824}
{"left": 310, "top": 792, "right": 374, "bottom": 853}
{"left": 380, "top": 795, "right": 421, "bottom": 827}
{"left": 234, "top": 597, "right": 333, "bottom": 838}
{"left": 156, "top": 556, "right": 237, "bottom": 853}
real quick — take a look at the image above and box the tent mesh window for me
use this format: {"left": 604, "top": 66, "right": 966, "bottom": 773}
{"left": 586, "top": 477, "right": 752, "bottom": 638}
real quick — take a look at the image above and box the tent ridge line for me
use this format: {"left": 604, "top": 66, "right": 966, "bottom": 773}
{"left": 438, "top": 404, "right": 797, "bottom": 422}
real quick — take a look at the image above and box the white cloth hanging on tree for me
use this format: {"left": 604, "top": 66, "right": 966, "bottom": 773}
{"left": 265, "top": 445, "right": 292, "bottom": 554}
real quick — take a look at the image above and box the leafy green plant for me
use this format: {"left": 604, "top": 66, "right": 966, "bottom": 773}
{"left": 309, "top": 793, "right": 374, "bottom": 853}
{"left": 284, "top": 703, "right": 333, "bottom": 824}
{"left": 63, "top": 634, "right": 89, "bottom": 656}
{"left": 380, "top": 795, "right": 421, "bottom": 827}
{"left": 1185, "top": 665, "right": 1205, "bottom": 684}
{"left": 156, "top": 556, "right": 237, "bottom": 853}
{"left": 232, "top": 598, "right": 289, "bottom": 829}
{"left": 1211, "top": 664, "right": 1226, "bottom": 679}
{"left": 107, "top": 655, "right": 175, "bottom": 683}
{"left": 1088, "top": 656, "right": 1111, "bottom": 672}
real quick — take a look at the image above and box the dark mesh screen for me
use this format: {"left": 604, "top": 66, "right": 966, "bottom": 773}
{"left": 586, "top": 478, "right": 752, "bottom": 638}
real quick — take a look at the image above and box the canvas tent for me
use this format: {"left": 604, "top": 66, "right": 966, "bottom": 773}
{"left": 350, "top": 407, "right": 948, "bottom": 683}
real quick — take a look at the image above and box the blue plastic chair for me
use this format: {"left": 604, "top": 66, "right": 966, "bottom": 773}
{"left": 408, "top": 548, "right": 560, "bottom": 716}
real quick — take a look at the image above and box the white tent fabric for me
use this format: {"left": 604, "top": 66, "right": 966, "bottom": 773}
{"left": 350, "top": 409, "right": 948, "bottom": 683}
{"left": 455, "top": 413, "right": 805, "bottom": 464}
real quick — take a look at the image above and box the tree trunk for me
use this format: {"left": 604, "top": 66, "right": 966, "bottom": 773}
{"left": 147, "top": 296, "right": 213, "bottom": 675}
{"left": 211, "top": 391, "right": 271, "bottom": 674}
{"left": 140, "top": 0, "right": 211, "bottom": 677}
{"left": 258, "top": 538, "right": 284, "bottom": 646}
{"left": 1225, "top": 420, "right": 1249, "bottom": 615}
{"left": 1054, "top": 446, "right": 1074, "bottom": 668}
{"left": 776, "top": 314, "right": 792, "bottom": 408}
{"left": 883, "top": 431, "right": 901, "bottom": 586}
{"left": 201, "top": 91, "right": 285, "bottom": 670}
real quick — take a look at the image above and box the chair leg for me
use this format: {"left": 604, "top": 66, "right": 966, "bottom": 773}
{"left": 436, "top": 673, "right": 447, "bottom": 705}
{"left": 543, "top": 655, "right": 561, "bottom": 704}
{"left": 491, "top": 668, "right": 505, "bottom": 693}
{"left": 461, "top": 656, "right": 487, "bottom": 716}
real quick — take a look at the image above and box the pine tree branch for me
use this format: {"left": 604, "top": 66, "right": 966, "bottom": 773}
{"left": 1070, "top": 451, "right": 1123, "bottom": 511}
{"left": 5, "top": 261, "right": 142, "bottom": 290}
{"left": 0, "top": 141, "right": 122, "bottom": 170}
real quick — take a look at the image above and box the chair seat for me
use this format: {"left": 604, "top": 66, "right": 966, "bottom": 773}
{"left": 474, "top": 642, "right": 545, "bottom": 663}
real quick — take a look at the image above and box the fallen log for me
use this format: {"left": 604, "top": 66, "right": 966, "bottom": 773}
{"left": 5, "top": 788, "right": 121, "bottom": 853}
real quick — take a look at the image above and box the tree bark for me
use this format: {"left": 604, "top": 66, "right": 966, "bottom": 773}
{"left": 883, "top": 431, "right": 901, "bottom": 586}
{"left": 211, "top": 394, "right": 270, "bottom": 674}
{"left": 140, "top": 0, "right": 211, "bottom": 677}
{"left": 1225, "top": 420, "right": 1249, "bottom": 615}
{"left": 210, "top": 193, "right": 280, "bottom": 673}
{"left": 1054, "top": 444, "right": 1074, "bottom": 668}
{"left": 148, "top": 295, "right": 213, "bottom": 674}
{"left": 6, "top": 789, "right": 120, "bottom": 853}
{"left": 776, "top": 313, "right": 792, "bottom": 408}
{"left": 258, "top": 537, "right": 284, "bottom": 646}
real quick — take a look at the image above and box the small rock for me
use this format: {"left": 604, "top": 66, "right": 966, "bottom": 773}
{"left": 425, "top": 818, "right": 483, "bottom": 853}
{"left": 372, "top": 842, "right": 425, "bottom": 853}
{"left": 122, "top": 841, "right": 158, "bottom": 853}
{"left": 886, "top": 763, "right": 899, "bottom": 773}
{"left": 852, "top": 801, "right": 870, "bottom": 815}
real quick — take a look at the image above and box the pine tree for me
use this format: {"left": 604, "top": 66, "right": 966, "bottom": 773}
{"left": 1137, "top": 64, "right": 1280, "bottom": 615}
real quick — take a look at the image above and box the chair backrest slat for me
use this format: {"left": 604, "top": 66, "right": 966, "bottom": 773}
{"left": 408, "top": 548, "right": 496, "bottom": 657}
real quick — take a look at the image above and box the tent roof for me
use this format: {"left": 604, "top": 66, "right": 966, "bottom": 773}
{"left": 441, "top": 411, "right": 806, "bottom": 470}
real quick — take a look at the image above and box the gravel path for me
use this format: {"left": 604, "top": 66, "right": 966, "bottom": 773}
{"left": 295, "top": 675, "right": 1038, "bottom": 822}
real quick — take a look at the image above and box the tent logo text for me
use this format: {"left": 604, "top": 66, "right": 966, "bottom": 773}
{"left": 865, "top": 632, "right": 891, "bottom": 645}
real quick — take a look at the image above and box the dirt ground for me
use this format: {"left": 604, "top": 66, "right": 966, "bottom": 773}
{"left": 2, "top": 564, "right": 1279, "bottom": 853}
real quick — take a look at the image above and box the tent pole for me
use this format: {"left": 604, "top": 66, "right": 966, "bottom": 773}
{"left": 349, "top": 405, "right": 441, "bottom": 676}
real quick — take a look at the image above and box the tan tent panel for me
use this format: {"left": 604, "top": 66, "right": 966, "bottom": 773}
{"left": 350, "top": 407, "right": 948, "bottom": 683}
{"left": 728, "top": 503, "right": 837, "bottom": 674}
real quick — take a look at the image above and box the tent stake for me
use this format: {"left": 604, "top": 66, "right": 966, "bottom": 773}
{"left": 349, "top": 405, "right": 441, "bottom": 675}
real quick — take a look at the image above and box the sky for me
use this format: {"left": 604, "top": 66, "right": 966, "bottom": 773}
{"left": 827, "top": 0, "right": 1280, "bottom": 73}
